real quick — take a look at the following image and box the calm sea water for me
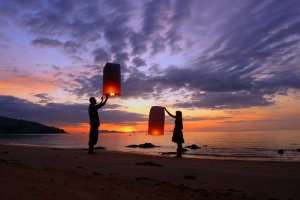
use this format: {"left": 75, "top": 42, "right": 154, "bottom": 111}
{"left": 0, "top": 130, "right": 299, "bottom": 162}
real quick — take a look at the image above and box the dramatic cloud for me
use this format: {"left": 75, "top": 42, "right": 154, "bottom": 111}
{"left": 132, "top": 57, "right": 146, "bottom": 67}
{"left": 32, "top": 38, "right": 63, "bottom": 47}
{"left": 0, "top": 0, "right": 300, "bottom": 110}
{"left": 0, "top": 95, "right": 145, "bottom": 125}
{"left": 175, "top": 91, "right": 274, "bottom": 109}
{"left": 61, "top": 0, "right": 300, "bottom": 109}
{"left": 92, "top": 48, "right": 110, "bottom": 63}
{"left": 34, "top": 93, "right": 53, "bottom": 104}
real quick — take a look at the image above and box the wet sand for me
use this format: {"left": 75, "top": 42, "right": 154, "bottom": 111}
{"left": 0, "top": 144, "right": 299, "bottom": 200}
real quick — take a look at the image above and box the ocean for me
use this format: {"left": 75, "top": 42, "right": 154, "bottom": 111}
{"left": 0, "top": 130, "right": 299, "bottom": 162}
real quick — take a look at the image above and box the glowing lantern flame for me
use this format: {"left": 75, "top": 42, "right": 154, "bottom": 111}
{"left": 151, "top": 130, "right": 161, "bottom": 136}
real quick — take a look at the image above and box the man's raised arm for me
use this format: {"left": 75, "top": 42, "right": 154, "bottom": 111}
{"left": 96, "top": 95, "right": 108, "bottom": 109}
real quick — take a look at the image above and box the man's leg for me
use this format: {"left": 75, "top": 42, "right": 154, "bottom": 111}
{"left": 94, "top": 127, "right": 99, "bottom": 145}
{"left": 88, "top": 126, "right": 96, "bottom": 154}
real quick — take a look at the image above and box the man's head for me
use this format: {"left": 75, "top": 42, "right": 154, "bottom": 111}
{"left": 89, "top": 97, "right": 97, "bottom": 105}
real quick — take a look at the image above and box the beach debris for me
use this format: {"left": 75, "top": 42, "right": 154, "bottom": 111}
{"left": 226, "top": 188, "right": 241, "bottom": 193}
{"left": 94, "top": 146, "right": 105, "bottom": 150}
{"left": 109, "top": 172, "right": 120, "bottom": 176}
{"left": 76, "top": 166, "right": 85, "bottom": 169}
{"left": 184, "top": 175, "right": 197, "bottom": 180}
{"left": 161, "top": 152, "right": 177, "bottom": 155}
{"left": 126, "top": 144, "right": 139, "bottom": 148}
{"left": 161, "top": 149, "right": 188, "bottom": 155}
{"left": 93, "top": 171, "right": 102, "bottom": 176}
{"left": 185, "top": 144, "right": 201, "bottom": 149}
{"left": 278, "top": 149, "right": 285, "bottom": 155}
{"left": 137, "top": 142, "right": 157, "bottom": 148}
{"left": 80, "top": 146, "right": 105, "bottom": 151}
{"left": 135, "top": 177, "right": 153, "bottom": 181}
{"left": 126, "top": 143, "right": 159, "bottom": 148}
{"left": 136, "top": 161, "right": 163, "bottom": 167}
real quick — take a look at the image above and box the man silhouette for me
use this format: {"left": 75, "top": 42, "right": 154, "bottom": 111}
{"left": 88, "top": 95, "right": 108, "bottom": 154}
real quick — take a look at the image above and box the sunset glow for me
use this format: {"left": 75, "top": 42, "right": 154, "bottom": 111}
{"left": 0, "top": 0, "right": 299, "bottom": 134}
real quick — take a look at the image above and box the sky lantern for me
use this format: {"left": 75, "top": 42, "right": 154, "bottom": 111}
{"left": 103, "top": 63, "right": 121, "bottom": 97}
{"left": 148, "top": 106, "right": 165, "bottom": 136}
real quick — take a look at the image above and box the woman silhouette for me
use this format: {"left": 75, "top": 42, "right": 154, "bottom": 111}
{"left": 164, "top": 108, "right": 184, "bottom": 158}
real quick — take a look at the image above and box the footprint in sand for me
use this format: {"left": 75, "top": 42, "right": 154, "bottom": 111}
{"left": 136, "top": 161, "right": 163, "bottom": 167}
{"left": 135, "top": 177, "right": 153, "bottom": 181}
{"left": 184, "top": 175, "right": 197, "bottom": 180}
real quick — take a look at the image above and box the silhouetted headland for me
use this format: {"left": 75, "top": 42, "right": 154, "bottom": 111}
{"left": 0, "top": 116, "right": 66, "bottom": 134}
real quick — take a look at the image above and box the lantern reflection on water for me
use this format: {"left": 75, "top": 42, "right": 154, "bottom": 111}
{"left": 148, "top": 106, "right": 165, "bottom": 136}
{"left": 103, "top": 63, "right": 121, "bottom": 97}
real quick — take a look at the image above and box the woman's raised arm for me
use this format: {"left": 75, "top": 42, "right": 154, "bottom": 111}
{"left": 164, "top": 107, "right": 176, "bottom": 119}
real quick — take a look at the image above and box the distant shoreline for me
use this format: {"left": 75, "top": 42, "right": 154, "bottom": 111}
{"left": 0, "top": 132, "right": 67, "bottom": 135}
{"left": 1, "top": 142, "right": 299, "bottom": 163}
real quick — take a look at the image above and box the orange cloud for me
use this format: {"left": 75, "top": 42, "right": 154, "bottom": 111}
{"left": 0, "top": 70, "right": 57, "bottom": 100}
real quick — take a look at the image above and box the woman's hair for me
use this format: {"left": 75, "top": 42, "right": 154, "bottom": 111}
{"left": 176, "top": 111, "right": 182, "bottom": 120}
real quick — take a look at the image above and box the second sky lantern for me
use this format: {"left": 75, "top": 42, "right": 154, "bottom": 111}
{"left": 148, "top": 106, "right": 165, "bottom": 136}
{"left": 103, "top": 63, "right": 121, "bottom": 97}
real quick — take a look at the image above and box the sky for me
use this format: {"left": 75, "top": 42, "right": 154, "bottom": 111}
{"left": 0, "top": 0, "right": 300, "bottom": 133}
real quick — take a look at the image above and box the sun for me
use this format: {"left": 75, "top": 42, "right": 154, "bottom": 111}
{"left": 119, "top": 127, "right": 135, "bottom": 133}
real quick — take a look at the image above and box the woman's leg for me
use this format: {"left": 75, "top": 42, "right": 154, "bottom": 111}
{"left": 177, "top": 143, "right": 183, "bottom": 157}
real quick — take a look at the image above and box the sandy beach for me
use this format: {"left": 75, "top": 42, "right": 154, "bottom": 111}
{"left": 0, "top": 144, "right": 299, "bottom": 200}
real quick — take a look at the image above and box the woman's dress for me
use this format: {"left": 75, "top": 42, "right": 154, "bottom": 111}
{"left": 172, "top": 119, "right": 184, "bottom": 144}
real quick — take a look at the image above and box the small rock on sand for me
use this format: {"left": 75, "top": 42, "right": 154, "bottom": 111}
{"left": 136, "top": 161, "right": 163, "bottom": 167}
{"left": 126, "top": 144, "right": 139, "bottom": 148}
{"left": 138, "top": 143, "right": 158, "bottom": 148}
{"left": 184, "top": 175, "right": 197, "bottom": 180}
{"left": 93, "top": 171, "right": 102, "bottom": 176}
{"left": 126, "top": 143, "right": 159, "bottom": 148}
{"left": 95, "top": 146, "right": 105, "bottom": 150}
{"left": 185, "top": 144, "right": 201, "bottom": 149}
{"left": 278, "top": 149, "right": 285, "bottom": 155}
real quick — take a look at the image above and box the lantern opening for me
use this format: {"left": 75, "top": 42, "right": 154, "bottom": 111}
{"left": 110, "top": 92, "right": 115, "bottom": 96}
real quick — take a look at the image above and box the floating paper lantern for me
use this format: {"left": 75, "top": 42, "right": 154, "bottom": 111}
{"left": 103, "top": 63, "right": 121, "bottom": 97}
{"left": 148, "top": 106, "right": 165, "bottom": 136}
